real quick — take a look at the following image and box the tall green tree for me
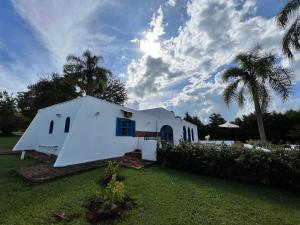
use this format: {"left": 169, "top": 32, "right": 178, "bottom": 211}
{"left": 222, "top": 46, "right": 293, "bottom": 142}
{"left": 208, "top": 113, "right": 226, "bottom": 128}
{"left": 17, "top": 74, "right": 78, "bottom": 120}
{"left": 63, "top": 50, "right": 112, "bottom": 96}
{"left": 277, "top": 0, "right": 300, "bottom": 59}
{"left": 94, "top": 78, "right": 127, "bottom": 104}
{"left": 184, "top": 112, "right": 193, "bottom": 123}
{"left": 0, "top": 91, "right": 21, "bottom": 135}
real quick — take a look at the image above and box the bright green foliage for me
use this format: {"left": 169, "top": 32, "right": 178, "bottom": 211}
{"left": 104, "top": 161, "right": 120, "bottom": 178}
{"left": 104, "top": 174, "right": 125, "bottom": 208}
{"left": 157, "top": 142, "right": 300, "bottom": 190}
{"left": 0, "top": 155, "right": 300, "bottom": 224}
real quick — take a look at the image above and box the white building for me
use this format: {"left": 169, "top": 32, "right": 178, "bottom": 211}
{"left": 13, "top": 96, "right": 198, "bottom": 167}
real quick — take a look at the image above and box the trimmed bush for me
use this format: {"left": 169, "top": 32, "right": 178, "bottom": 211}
{"left": 157, "top": 142, "right": 300, "bottom": 190}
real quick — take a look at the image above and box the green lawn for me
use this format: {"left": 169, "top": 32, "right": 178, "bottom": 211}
{"left": 0, "top": 155, "right": 300, "bottom": 225}
{"left": 0, "top": 135, "right": 21, "bottom": 149}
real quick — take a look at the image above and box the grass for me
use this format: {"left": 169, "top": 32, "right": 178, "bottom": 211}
{"left": 0, "top": 155, "right": 300, "bottom": 225}
{"left": 0, "top": 134, "right": 21, "bottom": 149}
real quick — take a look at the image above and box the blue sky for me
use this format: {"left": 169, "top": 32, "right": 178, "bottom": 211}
{"left": 1, "top": 0, "right": 300, "bottom": 122}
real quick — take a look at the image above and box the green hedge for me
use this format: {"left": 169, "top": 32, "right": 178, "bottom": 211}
{"left": 157, "top": 142, "right": 300, "bottom": 190}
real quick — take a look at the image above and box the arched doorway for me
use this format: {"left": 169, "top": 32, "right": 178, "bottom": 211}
{"left": 160, "top": 125, "right": 173, "bottom": 142}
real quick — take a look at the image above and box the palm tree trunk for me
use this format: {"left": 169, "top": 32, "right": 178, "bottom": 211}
{"left": 252, "top": 90, "right": 267, "bottom": 142}
{"left": 86, "top": 75, "right": 93, "bottom": 96}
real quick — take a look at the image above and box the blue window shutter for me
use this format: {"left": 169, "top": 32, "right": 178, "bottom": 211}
{"left": 116, "top": 118, "right": 122, "bottom": 136}
{"left": 131, "top": 120, "right": 136, "bottom": 137}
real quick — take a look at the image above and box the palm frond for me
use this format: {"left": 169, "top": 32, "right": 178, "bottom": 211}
{"left": 269, "top": 66, "right": 293, "bottom": 101}
{"left": 222, "top": 68, "right": 245, "bottom": 81}
{"left": 83, "top": 50, "right": 103, "bottom": 65}
{"left": 254, "top": 52, "right": 276, "bottom": 79}
{"left": 66, "top": 54, "right": 85, "bottom": 65}
{"left": 222, "top": 79, "right": 241, "bottom": 106}
{"left": 277, "top": 0, "right": 300, "bottom": 28}
{"left": 282, "top": 16, "right": 300, "bottom": 59}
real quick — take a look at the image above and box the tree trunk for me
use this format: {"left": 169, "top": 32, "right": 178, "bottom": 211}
{"left": 252, "top": 90, "right": 267, "bottom": 142}
{"left": 86, "top": 75, "right": 93, "bottom": 96}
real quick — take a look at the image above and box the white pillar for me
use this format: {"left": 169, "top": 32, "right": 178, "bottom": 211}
{"left": 20, "top": 151, "right": 26, "bottom": 160}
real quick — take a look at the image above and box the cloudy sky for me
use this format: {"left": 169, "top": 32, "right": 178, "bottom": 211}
{"left": 1, "top": 0, "right": 300, "bottom": 122}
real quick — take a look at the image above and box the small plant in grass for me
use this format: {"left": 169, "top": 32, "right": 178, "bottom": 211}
{"left": 100, "top": 161, "right": 124, "bottom": 186}
{"left": 85, "top": 175, "right": 134, "bottom": 224}
{"left": 105, "top": 161, "right": 119, "bottom": 177}
{"left": 103, "top": 174, "right": 125, "bottom": 209}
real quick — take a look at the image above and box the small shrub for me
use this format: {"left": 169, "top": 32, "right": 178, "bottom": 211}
{"left": 101, "top": 161, "right": 124, "bottom": 186}
{"left": 105, "top": 161, "right": 120, "bottom": 178}
{"left": 104, "top": 174, "right": 125, "bottom": 209}
{"left": 84, "top": 175, "right": 131, "bottom": 224}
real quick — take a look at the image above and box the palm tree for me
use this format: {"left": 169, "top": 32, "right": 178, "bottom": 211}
{"left": 277, "top": 0, "right": 300, "bottom": 59}
{"left": 63, "top": 50, "right": 112, "bottom": 96}
{"left": 222, "top": 46, "right": 293, "bottom": 142}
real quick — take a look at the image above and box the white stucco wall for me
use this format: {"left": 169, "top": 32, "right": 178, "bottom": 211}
{"left": 141, "top": 139, "right": 157, "bottom": 161}
{"left": 54, "top": 97, "right": 159, "bottom": 166}
{"left": 140, "top": 108, "right": 175, "bottom": 119}
{"left": 14, "top": 96, "right": 199, "bottom": 167}
{"left": 13, "top": 98, "right": 83, "bottom": 155}
{"left": 158, "top": 118, "right": 198, "bottom": 144}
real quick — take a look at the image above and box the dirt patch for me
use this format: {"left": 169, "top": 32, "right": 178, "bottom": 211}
{"left": 84, "top": 196, "right": 135, "bottom": 224}
{"left": 53, "top": 210, "right": 78, "bottom": 223}
{"left": 26, "top": 151, "right": 56, "bottom": 163}
{"left": 0, "top": 149, "right": 19, "bottom": 155}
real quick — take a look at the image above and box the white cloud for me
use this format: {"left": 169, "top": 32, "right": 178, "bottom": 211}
{"left": 126, "top": 0, "right": 297, "bottom": 121}
{"left": 166, "top": 0, "right": 176, "bottom": 7}
{"left": 132, "top": 6, "right": 165, "bottom": 59}
{"left": 12, "top": 0, "right": 114, "bottom": 69}
{"left": 0, "top": 65, "right": 28, "bottom": 93}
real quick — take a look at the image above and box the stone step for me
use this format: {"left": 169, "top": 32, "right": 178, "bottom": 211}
{"left": 124, "top": 150, "right": 141, "bottom": 159}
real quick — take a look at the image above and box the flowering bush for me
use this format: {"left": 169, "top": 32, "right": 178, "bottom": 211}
{"left": 157, "top": 141, "right": 300, "bottom": 190}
